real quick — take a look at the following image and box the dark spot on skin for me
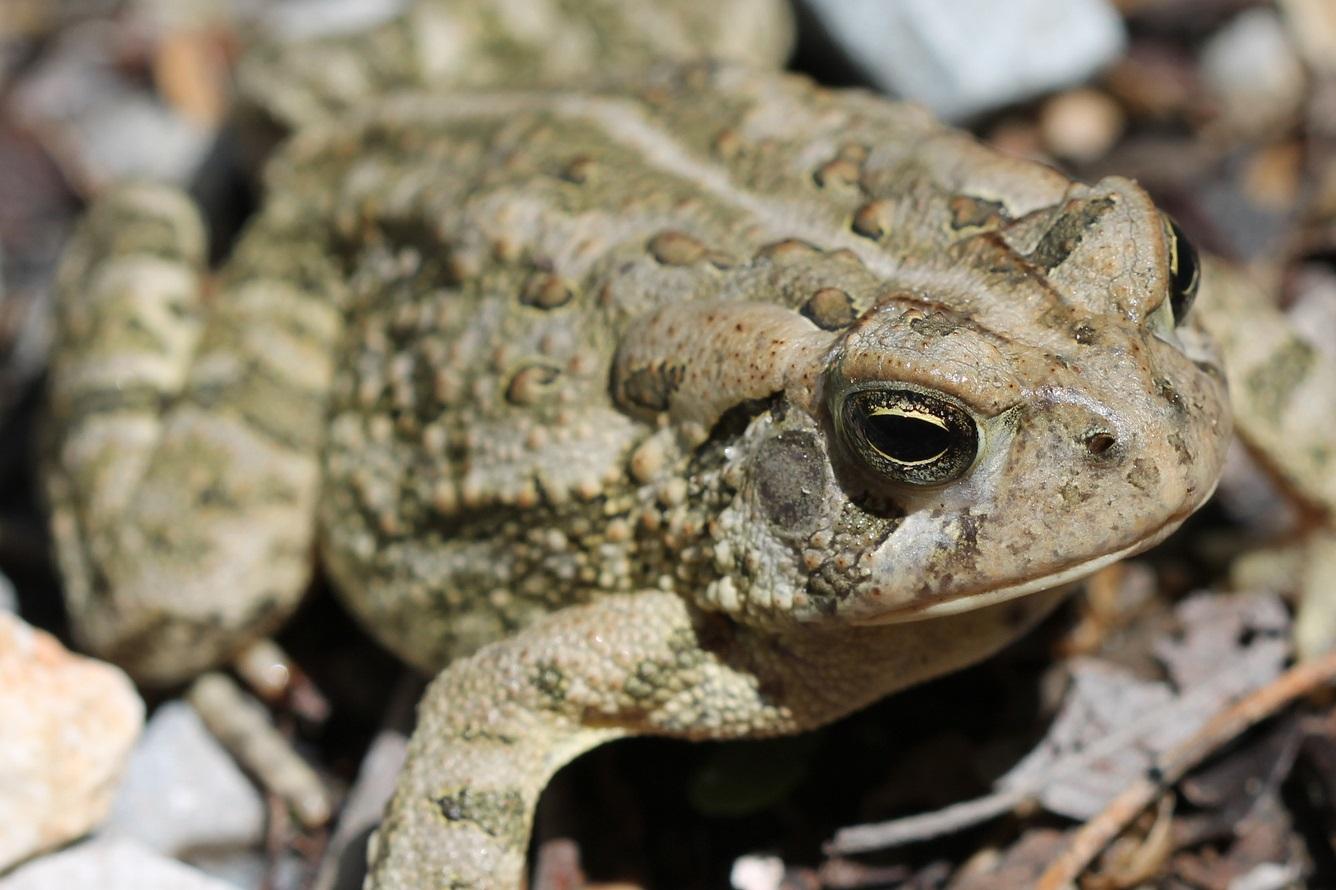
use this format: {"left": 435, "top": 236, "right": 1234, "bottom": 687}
{"left": 1126, "top": 458, "right": 1161, "bottom": 494}
{"left": 1167, "top": 432, "right": 1193, "bottom": 466}
{"left": 935, "top": 513, "right": 982, "bottom": 571}
{"left": 617, "top": 361, "right": 686, "bottom": 413}
{"left": 434, "top": 788, "right": 528, "bottom": 848}
{"left": 757, "top": 239, "right": 820, "bottom": 262}
{"left": 1155, "top": 377, "right": 1185, "bottom": 413}
{"left": 559, "top": 155, "right": 596, "bottom": 184}
{"left": 457, "top": 726, "right": 520, "bottom": 745}
{"left": 624, "top": 660, "right": 666, "bottom": 700}
{"left": 950, "top": 233, "right": 1035, "bottom": 281}
{"left": 1027, "top": 197, "right": 1116, "bottom": 270}
{"left": 1059, "top": 481, "right": 1089, "bottom": 508}
{"left": 520, "top": 273, "right": 575, "bottom": 309}
{"left": 648, "top": 230, "right": 708, "bottom": 266}
{"left": 848, "top": 487, "right": 905, "bottom": 519}
{"left": 948, "top": 195, "right": 1008, "bottom": 230}
{"left": 909, "top": 313, "right": 959, "bottom": 337}
{"left": 959, "top": 513, "right": 981, "bottom": 551}
{"left": 532, "top": 661, "right": 568, "bottom": 703}
{"left": 813, "top": 157, "right": 861, "bottom": 189}
{"left": 505, "top": 364, "right": 560, "bottom": 406}
{"left": 801, "top": 287, "right": 856, "bottom": 330}
{"left": 851, "top": 200, "right": 893, "bottom": 239}
{"left": 754, "top": 431, "right": 828, "bottom": 539}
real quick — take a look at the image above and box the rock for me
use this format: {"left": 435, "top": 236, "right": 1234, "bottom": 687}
{"left": 102, "top": 701, "right": 265, "bottom": 859}
{"left": 731, "top": 854, "right": 784, "bottom": 890}
{"left": 313, "top": 729, "right": 407, "bottom": 890}
{"left": 1288, "top": 265, "right": 1336, "bottom": 362}
{"left": 1039, "top": 88, "right": 1126, "bottom": 164}
{"left": 188, "top": 848, "right": 309, "bottom": 890}
{"left": 10, "top": 21, "right": 214, "bottom": 191}
{"left": 803, "top": 0, "right": 1125, "bottom": 120}
{"left": 1200, "top": 8, "right": 1306, "bottom": 137}
{"left": 1278, "top": 0, "right": 1336, "bottom": 75}
{"left": 250, "top": 0, "right": 408, "bottom": 41}
{"left": 0, "top": 614, "right": 143, "bottom": 871}
{"left": 0, "top": 838, "right": 242, "bottom": 890}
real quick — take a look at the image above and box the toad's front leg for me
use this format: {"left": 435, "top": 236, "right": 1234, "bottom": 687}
{"left": 366, "top": 588, "right": 1064, "bottom": 889}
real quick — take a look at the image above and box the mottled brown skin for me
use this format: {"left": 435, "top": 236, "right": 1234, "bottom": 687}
{"left": 46, "top": 63, "right": 1231, "bottom": 888}
{"left": 238, "top": 0, "right": 793, "bottom": 130}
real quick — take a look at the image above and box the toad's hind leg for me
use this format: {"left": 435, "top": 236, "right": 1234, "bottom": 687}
{"left": 44, "top": 183, "right": 344, "bottom": 685}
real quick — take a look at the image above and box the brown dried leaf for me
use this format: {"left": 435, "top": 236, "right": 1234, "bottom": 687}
{"left": 828, "top": 592, "right": 1291, "bottom": 853}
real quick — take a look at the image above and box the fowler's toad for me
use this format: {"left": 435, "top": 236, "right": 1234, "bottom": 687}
{"left": 44, "top": 63, "right": 1230, "bottom": 887}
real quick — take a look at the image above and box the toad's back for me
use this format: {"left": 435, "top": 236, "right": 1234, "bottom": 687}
{"left": 279, "top": 64, "right": 1225, "bottom": 671}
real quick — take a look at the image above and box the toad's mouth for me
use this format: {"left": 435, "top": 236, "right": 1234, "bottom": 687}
{"left": 850, "top": 494, "right": 1211, "bottom": 626}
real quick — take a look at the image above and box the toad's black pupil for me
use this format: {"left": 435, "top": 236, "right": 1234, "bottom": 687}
{"left": 1167, "top": 218, "right": 1200, "bottom": 324}
{"left": 866, "top": 413, "right": 951, "bottom": 464}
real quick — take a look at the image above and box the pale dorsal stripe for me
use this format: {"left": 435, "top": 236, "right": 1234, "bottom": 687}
{"left": 349, "top": 91, "right": 906, "bottom": 279}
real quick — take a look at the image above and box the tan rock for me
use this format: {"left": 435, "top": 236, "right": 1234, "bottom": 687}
{"left": 0, "top": 614, "right": 143, "bottom": 871}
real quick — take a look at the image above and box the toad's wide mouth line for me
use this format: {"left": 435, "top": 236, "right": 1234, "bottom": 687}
{"left": 851, "top": 497, "right": 1209, "bottom": 626}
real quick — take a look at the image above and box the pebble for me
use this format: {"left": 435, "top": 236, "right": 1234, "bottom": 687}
{"left": 1103, "top": 44, "right": 1199, "bottom": 121}
{"left": 1200, "top": 8, "right": 1306, "bottom": 137}
{"left": 803, "top": 0, "right": 1125, "bottom": 119}
{"left": 731, "top": 854, "right": 785, "bottom": 890}
{"left": 312, "top": 729, "right": 407, "bottom": 890}
{"left": 1288, "top": 265, "right": 1336, "bottom": 361}
{"left": 1278, "top": 0, "right": 1336, "bottom": 75}
{"left": 0, "top": 838, "right": 242, "bottom": 890}
{"left": 101, "top": 701, "right": 265, "bottom": 859}
{"left": 0, "top": 613, "right": 143, "bottom": 871}
{"left": 1039, "top": 88, "right": 1126, "bottom": 163}
{"left": 10, "top": 21, "right": 213, "bottom": 191}
{"left": 253, "top": 0, "right": 408, "bottom": 41}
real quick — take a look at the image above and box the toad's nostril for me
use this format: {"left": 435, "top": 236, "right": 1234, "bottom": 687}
{"left": 1084, "top": 431, "right": 1117, "bottom": 456}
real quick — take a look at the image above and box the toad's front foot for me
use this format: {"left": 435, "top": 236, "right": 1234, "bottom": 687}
{"left": 365, "top": 588, "right": 1069, "bottom": 888}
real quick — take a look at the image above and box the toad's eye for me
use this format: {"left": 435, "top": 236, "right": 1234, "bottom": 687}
{"left": 1164, "top": 216, "right": 1200, "bottom": 326}
{"left": 838, "top": 388, "right": 979, "bottom": 486}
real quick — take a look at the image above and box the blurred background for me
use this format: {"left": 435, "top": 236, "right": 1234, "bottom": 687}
{"left": 0, "top": 2, "right": 1334, "bottom": 889}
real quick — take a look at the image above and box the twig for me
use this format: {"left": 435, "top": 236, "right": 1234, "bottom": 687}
{"left": 188, "top": 671, "right": 333, "bottom": 828}
{"left": 827, "top": 650, "right": 1278, "bottom": 854}
{"left": 1035, "top": 650, "right": 1336, "bottom": 890}
{"left": 827, "top": 787, "right": 1025, "bottom": 853}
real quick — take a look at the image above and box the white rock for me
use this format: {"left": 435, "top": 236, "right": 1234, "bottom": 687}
{"left": 0, "top": 838, "right": 241, "bottom": 890}
{"left": 312, "top": 729, "right": 407, "bottom": 890}
{"left": 0, "top": 614, "right": 143, "bottom": 871}
{"left": 730, "top": 854, "right": 784, "bottom": 890}
{"left": 102, "top": 701, "right": 265, "bottom": 858}
{"left": 1201, "top": 8, "right": 1306, "bottom": 136}
{"left": 1278, "top": 0, "right": 1336, "bottom": 76}
{"left": 1039, "top": 88, "right": 1125, "bottom": 163}
{"left": 804, "top": 0, "right": 1126, "bottom": 119}
{"left": 252, "top": 0, "right": 409, "bottom": 40}
{"left": 10, "top": 22, "right": 213, "bottom": 190}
